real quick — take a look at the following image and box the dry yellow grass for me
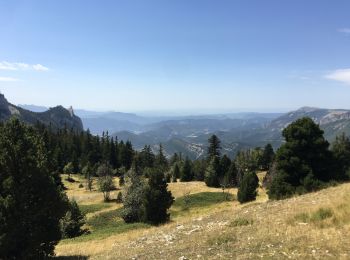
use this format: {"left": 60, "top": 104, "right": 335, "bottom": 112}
{"left": 56, "top": 173, "right": 350, "bottom": 259}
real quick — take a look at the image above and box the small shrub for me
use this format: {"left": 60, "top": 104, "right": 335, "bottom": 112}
{"left": 230, "top": 218, "right": 253, "bottom": 227}
{"left": 310, "top": 208, "right": 333, "bottom": 222}
{"left": 293, "top": 212, "right": 310, "bottom": 223}
{"left": 78, "top": 183, "right": 84, "bottom": 188}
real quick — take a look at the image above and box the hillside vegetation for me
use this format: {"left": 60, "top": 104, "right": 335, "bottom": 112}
{"left": 56, "top": 173, "right": 350, "bottom": 259}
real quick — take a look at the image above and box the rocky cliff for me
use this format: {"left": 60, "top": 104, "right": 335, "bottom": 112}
{"left": 0, "top": 94, "right": 83, "bottom": 131}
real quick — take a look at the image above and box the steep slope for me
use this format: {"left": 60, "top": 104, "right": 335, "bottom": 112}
{"left": 0, "top": 94, "right": 83, "bottom": 131}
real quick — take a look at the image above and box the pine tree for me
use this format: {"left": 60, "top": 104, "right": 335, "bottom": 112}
{"left": 121, "top": 167, "right": 146, "bottom": 223}
{"left": 155, "top": 144, "right": 169, "bottom": 172}
{"left": 207, "top": 134, "right": 221, "bottom": 159}
{"left": 220, "top": 155, "right": 231, "bottom": 179}
{"left": 0, "top": 119, "right": 68, "bottom": 258}
{"left": 237, "top": 171, "right": 259, "bottom": 203}
{"left": 180, "top": 157, "right": 193, "bottom": 182}
{"left": 268, "top": 117, "right": 334, "bottom": 200}
{"left": 60, "top": 199, "right": 86, "bottom": 238}
{"left": 172, "top": 163, "right": 180, "bottom": 182}
{"left": 139, "top": 145, "right": 155, "bottom": 169}
{"left": 225, "top": 161, "right": 238, "bottom": 187}
{"left": 332, "top": 133, "right": 350, "bottom": 180}
{"left": 143, "top": 170, "right": 174, "bottom": 224}
{"left": 204, "top": 157, "right": 220, "bottom": 187}
{"left": 261, "top": 143, "right": 275, "bottom": 170}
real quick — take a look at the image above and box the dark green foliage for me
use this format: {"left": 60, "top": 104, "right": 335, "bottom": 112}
{"left": 116, "top": 191, "right": 123, "bottom": 203}
{"left": 332, "top": 133, "right": 350, "bottom": 180}
{"left": 172, "top": 163, "right": 180, "bottom": 182}
{"left": 225, "top": 161, "right": 238, "bottom": 187}
{"left": 119, "top": 141, "right": 134, "bottom": 170}
{"left": 204, "top": 157, "right": 221, "bottom": 187}
{"left": 0, "top": 119, "right": 68, "bottom": 258}
{"left": 165, "top": 172, "right": 171, "bottom": 183}
{"left": 119, "top": 174, "right": 125, "bottom": 186}
{"left": 139, "top": 145, "right": 155, "bottom": 169}
{"left": 261, "top": 143, "right": 275, "bottom": 170}
{"left": 180, "top": 157, "right": 193, "bottom": 182}
{"left": 121, "top": 168, "right": 146, "bottom": 223}
{"left": 207, "top": 134, "right": 221, "bottom": 159}
{"left": 237, "top": 171, "right": 259, "bottom": 203}
{"left": 60, "top": 199, "right": 86, "bottom": 238}
{"left": 32, "top": 122, "right": 136, "bottom": 177}
{"left": 192, "top": 159, "right": 206, "bottom": 181}
{"left": 220, "top": 155, "right": 231, "bottom": 178}
{"left": 155, "top": 144, "right": 169, "bottom": 172}
{"left": 268, "top": 117, "right": 334, "bottom": 200}
{"left": 82, "top": 163, "right": 93, "bottom": 191}
{"left": 63, "top": 162, "right": 74, "bottom": 179}
{"left": 98, "top": 175, "right": 115, "bottom": 202}
{"left": 143, "top": 170, "right": 174, "bottom": 224}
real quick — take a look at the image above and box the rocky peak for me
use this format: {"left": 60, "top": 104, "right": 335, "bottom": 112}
{"left": 68, "top": 106, "right": 74, "bottom": 117}
{"left": 0, "top": 93, "right": 9, "bottom": 107}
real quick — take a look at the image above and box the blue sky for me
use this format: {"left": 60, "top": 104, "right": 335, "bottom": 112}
{"left": 1, "top": 0, "right": 350, "bottom": 114}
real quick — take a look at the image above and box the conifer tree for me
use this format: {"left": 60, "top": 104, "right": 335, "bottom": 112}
{"left": 204, "top": 156, "right": 220, "bottom": 187}
{"left": 155, "top": 144, "right": 169, "bottom": 172}
{"left": 207, "top": 134, "right": 221, "bottom": 159}
{"left": 121, "top": 167, "right": 146, "bottom": 223}
{"left": 172, "top": 163, "right": 180, "bottom": 182}
{"left": 0, "top": 119, "right": 68, "bottom": 258}
{"left": 268, "top": 117, "right": 334, "bottom": 200}
{"left": 60, "top": 199, "right": 86, "bottom": 238}
{"left": 143, "top": 170, "right": 174, "bottom": 224}
{"left": 261, "top": 143, "right": 275, "bottom": 170}
{"left": 237, "top": 171, "right": 259, "bottom": 203}
{"left": 180, "top": 157, "right": 193, "bottom": 182}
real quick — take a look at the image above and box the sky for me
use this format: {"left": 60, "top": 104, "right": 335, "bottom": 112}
{"left": 1, "top": 0, "right": 350, "bottom": 114}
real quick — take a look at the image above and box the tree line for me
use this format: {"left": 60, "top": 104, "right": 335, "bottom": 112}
{"left": 2, "top": 116, "right": 350, "bottom": 258}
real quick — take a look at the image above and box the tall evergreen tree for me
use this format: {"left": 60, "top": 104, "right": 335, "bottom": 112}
{"left": 261, "top": 143, "right": 275, "bottom": 170}
{"left": 143, "top": 170, "right": 174, "bottom": 224}
{"left": 268, "top": 117, "right": 334, "bottom": 200}
{"left": 204, "top": 157, "right": 221, "bottom": 187}
{"left": 207, "top": 134, "right": 221, "bottom": 159}
{"left": 172, "top": 163, "right": 180, "bottom": 182}
{"left": 180, "top": 157, "right": 193, "bottom": 182}
{"left": 139, "top": 145, "right": 155, "bottom": 169}
{"left": 155, "top": 144, "right": 169, "bottom": 172}
{"left": 121, "top": 167, "right": 146, "bottom": 223}
{"left": 0, "top": 119, "right": 68, "bottom": 258}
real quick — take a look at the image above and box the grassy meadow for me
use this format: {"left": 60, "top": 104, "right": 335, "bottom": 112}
{"left": 55, "top": 173, "right": 350, "bottom": 259}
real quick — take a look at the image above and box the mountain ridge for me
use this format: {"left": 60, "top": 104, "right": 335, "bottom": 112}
{"left": 1, "top": 94, "right": 83, "bottom": 131}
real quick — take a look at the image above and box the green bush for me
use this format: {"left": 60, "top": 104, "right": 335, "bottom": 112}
{"left": 237, "top": 172, "right": 259, "bottom": 203}
{"left": 60, "top": 199, "right": 86, "bottom": 238}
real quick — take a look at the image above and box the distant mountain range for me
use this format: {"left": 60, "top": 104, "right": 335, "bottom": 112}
{"left": 1, "top": 95, "right": 83, "bottom": 131}
{"left": 18, "top": 102, "right": 350, "bottom": 159}
{"left": 112, "top": 107, "right": 350, "bottom": 159}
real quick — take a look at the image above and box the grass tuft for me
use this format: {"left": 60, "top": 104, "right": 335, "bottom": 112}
{"left": 229, "top": 217, "right": 253, "bottom": 227}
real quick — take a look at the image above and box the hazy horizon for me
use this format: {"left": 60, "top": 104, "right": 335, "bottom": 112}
{"left": 1, "top": 1, "right": 350, "bottom": 111}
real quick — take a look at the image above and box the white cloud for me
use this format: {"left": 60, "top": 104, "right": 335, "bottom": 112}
{"left": 338, "top": 28, "right": 350, "bottom": 34}
{"left": 0, "top": 61, "right": 49, "bottom": 71}
{"left": 32, "top": 64, "right": 49, "bottom": 71}
{"left": 325, "top": 69, "right": 350, "bottom": 85}
{"left": 0, "top": 77, "right": 19, "bottom": 82}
